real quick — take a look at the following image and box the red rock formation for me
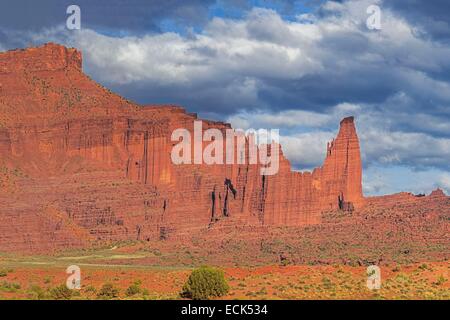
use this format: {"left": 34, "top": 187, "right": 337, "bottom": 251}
{"left": 0, "top": 43, "right": 367, "bottom": 252}
{"left": 429, "top": 188, "right": 447, "bottom": 198}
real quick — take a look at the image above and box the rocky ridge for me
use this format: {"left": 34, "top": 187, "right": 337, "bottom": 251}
{"left": 0, "top": 43, "right": 447, "bottom": 255}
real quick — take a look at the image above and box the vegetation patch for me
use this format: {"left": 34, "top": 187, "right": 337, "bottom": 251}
{"left": 181, "top": 266, "right": 229, "bottom": 300}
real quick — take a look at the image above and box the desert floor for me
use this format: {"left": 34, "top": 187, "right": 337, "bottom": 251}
{"left": 0, "top": 247, "right": 448, "bottom": 300}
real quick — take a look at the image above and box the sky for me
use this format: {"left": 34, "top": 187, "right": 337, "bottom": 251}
{"left": 0, "top": 0, "right": 449, "bottom": 196}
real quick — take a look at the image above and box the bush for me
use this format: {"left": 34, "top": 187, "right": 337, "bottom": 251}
{"left": 50, "top": 284, "right": 73, "bottom": 300}
{"left": 181, "top": 266, "right": 229, "bottom": 300}
{"left": 392, "top": 265, "right": 401, "bottom": 272}
{"left": 125, "top": 282, "right": 142, "bottom": 297}
{"left": 28, "top": 285, "right": 46, "bottom": 300}
{"left": 0, "top": 281, "right": 21, "bottom": 292}
{"left": 434, "top": 275, "right": 447, "bottom": 286}
{"left": 97, "top": 283, "right": 119, "bottom": 300}
{"left": 84, "top": 285, "right": 97, "bottom": 294}
{"left": 418, "top": 263, "right": 428, "bottom": 270}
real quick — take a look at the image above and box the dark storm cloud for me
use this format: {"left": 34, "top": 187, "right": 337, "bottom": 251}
{"left": 384, "top": 0, "right": 450, "bottom": 42}
{"left": 256, "top": 68, "right": 400, "bottom": 114}
{"left": 0, "top": 0, "right": 215, "bottom": 33}
{"left": 0, "top": 0, "right": 327, "bottom": 34}
{"left": 59, "top": 1, "right": 450, "bottom": 124}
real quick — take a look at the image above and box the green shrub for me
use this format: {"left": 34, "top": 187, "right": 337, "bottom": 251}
{"left": 392, "top": 265, "right": 401, "bottom": 272}
{"left": 181, "top": 266, "right": 229, "bottom": 300}
{"left": 418, "top": 263, "right": 428, "bottom": 270}
{"left": 84, "top": 285, "right": 97, "bottom": 294}
{"left": 125, "top": 282, "right": 142, "bottom": 297}
{"left": 49, "top": 284, "right": 73, "bottom": 300}
{"left": 28, "top": 285, "right": 46, "bottom": 300}
{"left": 97, "top": 283, "right": 119, "bottom": 300}
{"left": 43, "top": 276, "right": 52, "bottom": 284}
{"left": 0, "top": 281, "right": 21, "bottom": 292}
{"left": 434, "top": 275, "right": 447, "bottom": 286}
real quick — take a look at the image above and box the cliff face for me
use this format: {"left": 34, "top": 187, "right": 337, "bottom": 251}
{"left": 0, "top": 43, "right": 365, "bottom": 252}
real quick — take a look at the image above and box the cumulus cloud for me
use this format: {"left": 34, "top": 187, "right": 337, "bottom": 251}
{"left": 360, "top": 129, "right": 450, "bottom": 169}
{"left": 227, "top": 109, "right": 332, "bottom": 129}
{"left": 80, "top": 2, "right": 449, "bottom": 116}
{"left": 14, "top": 1, "right": 449, "bottom": 118}
{"left": 280, "top": 131, "right": 335, "bottom": 169}
{"left": 437, "top": 173, "right": 450, "bottom": 194}
{"left": 227, "top": 101, "right": 450, "bottom": 172}
{"left": 1, "top": 0, "right": 450, "bottom": 194}
{"left": 362, "top": 172, "right": 387, "bottom": 195}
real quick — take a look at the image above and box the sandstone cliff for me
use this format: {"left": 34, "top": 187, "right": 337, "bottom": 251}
{"left": 0, "top": 43, "right": 366, "bottom": 252}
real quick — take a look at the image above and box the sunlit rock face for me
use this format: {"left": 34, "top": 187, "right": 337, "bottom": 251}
{"left": 0, "top": 43, "right": 366, "bottom": 252}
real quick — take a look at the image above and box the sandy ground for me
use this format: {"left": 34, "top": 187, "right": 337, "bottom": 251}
{"left": 0, "top": 259, "right": 448, "bottom": 300}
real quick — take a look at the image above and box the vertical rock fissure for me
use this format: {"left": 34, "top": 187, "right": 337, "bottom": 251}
{"left": 211, "top": 186, "right": 216, "bottom": 222}
{"left": 258, "top": 175, "right": 267, "bottom": 224}
{"left": 143, "top": 131, "right": 148, "bottom": 184}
